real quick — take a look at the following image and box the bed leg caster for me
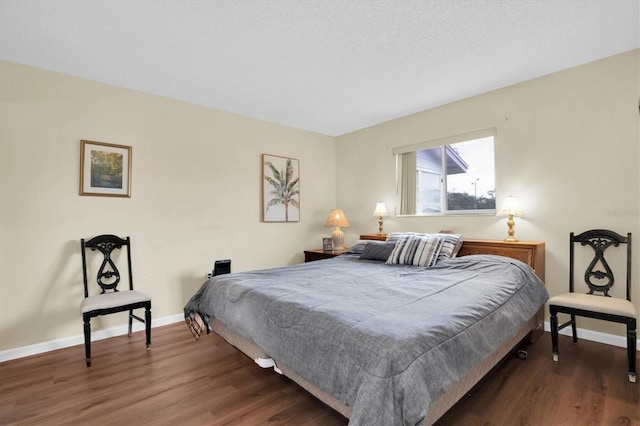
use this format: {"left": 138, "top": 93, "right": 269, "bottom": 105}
{"left": 629, "top": 373, "right": 637, "bottom": 383}
{"left": 517, "top": 350, "right": 527, "bottom": 360}
{"left": 552, "top": 353, "right": 559, "bottom": 362}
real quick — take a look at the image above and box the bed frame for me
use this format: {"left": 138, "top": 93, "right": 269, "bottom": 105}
{"left": 209, "top": 238, "right": 546, "bottom": 425}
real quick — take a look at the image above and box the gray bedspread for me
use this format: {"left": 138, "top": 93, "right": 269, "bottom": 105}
{"left": 184, "top": 254, "right": 548, "bottom": 425}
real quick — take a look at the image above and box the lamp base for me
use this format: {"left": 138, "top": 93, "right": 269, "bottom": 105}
{"left": 505, "top": 214, "right": 518, "bottom": 242}
{"left": 331, "top": 227, "right": 345, "bottom": 250}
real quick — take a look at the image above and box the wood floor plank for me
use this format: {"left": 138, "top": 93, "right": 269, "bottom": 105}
{"left": 1, "top": 322, "right": 638, "bottom": 425}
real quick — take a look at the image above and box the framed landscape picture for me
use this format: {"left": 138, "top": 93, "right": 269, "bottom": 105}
{"left": 80, "top": 140, "right": 131, "bottom": 197}
{"left": 262, "top": 154, "right": 300, "bottom": 222}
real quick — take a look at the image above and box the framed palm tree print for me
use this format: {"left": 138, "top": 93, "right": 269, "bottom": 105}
{"left": 262, "top": 154, "right": 300, "bottom": 222}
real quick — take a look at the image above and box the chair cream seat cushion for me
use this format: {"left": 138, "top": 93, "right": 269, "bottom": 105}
{"left": 81, "top": 290, "right": 151, "bottom": 314}
{"left": 549, "top": 293, "right": 637, "bottom": 319}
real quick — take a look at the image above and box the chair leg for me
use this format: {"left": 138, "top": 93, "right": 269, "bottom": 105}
{"left": 570, "top": 314, "right": 578, "bottom": 343}
{"left": 83, "top": 316, "right": 91, "bottom": 366}
{"left": 550, "top": 309, "right": 559, "bottom": 362}
{"left": 145, "top": 304, "right": 152, "bottom": 350}
{"left": 128, "top": 309, "right": 133, "bottom": 336}
{"left": 628, "top": 323, "right": 637, "bottom": 383}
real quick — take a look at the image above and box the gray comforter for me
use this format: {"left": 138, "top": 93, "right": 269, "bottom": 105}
{"left": 184, "top": 254, "right": 548, "bottom": 425}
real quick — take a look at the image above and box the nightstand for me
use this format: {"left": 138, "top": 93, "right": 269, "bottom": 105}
{"left": 359, "top": 234, "right": 387, "bottom": 241}
{"left": 304, "top": 248, "right": 349, "bottom": 262}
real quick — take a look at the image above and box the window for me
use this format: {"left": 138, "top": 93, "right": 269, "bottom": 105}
{"left": 395, "top": 129, "right": 496, "bottom": 215}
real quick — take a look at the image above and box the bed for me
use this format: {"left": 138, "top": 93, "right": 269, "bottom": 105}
{"left": 184, "top": 235, "right": 548, "bottom": 425}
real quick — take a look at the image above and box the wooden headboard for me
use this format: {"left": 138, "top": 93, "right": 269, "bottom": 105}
{"left": 359, "top": 234, "right": 545, "bottom": 283}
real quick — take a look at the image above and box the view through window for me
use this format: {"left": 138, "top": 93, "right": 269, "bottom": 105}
{"left": 395, "top": 131, "right": 496, "bottom": 215}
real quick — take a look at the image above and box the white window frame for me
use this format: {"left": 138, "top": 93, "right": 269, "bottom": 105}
{"left": 394, "top": 128, "right": 497, "bottom": 216}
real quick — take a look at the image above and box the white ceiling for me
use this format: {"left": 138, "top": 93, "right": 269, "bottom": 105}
{"left": 1, "top": 0, "right": 638, "bottom": 136}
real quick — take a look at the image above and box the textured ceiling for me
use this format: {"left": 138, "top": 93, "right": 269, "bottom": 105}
{"left": 1, "top": 0, "right": 638, "bottom": 136}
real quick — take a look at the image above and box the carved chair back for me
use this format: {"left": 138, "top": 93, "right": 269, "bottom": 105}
{"left": 81, "top": 234, "right": 134, "bottom": 297}
{"left": 569, "top": 229, "right": 631, "bottom": 300}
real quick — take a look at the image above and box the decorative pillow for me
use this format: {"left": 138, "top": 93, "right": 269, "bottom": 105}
{"left": 385, "top": 234, "right": 444, "bottom": 267}
{"left": 385, "top": 232, "right": 417, "bottom": 243}
{"left": 386, "top": 232, "right": 463, "bottom": 262}
{"left": 346, "top": 240, "right": 369, "bottom": 255}
{"left": 436, "top": 233, "right": 464, "bottom": 260}
{"left": 359, "top": 241, "right": 397, "bottom": 261}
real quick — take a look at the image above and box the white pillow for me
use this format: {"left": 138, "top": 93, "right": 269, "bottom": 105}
{"left": 385, "top": 234, "right": 444, "bottom": 267}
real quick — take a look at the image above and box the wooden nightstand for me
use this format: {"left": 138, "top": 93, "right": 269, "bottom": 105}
{"left": 359, "top": 234, "right": 387, "bottom": 241}
{"left": 304, "top": 248, "right": 349, "bottom": 262}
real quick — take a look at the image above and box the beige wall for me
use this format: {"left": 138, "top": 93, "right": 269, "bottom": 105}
{"left": 1, "top": 49, "right": 638, "bottom": 354}
{"left": 336, "top": 49, "right": 640, "bottom": 338}
{"left": 0, "top": 61, "right": 336, "bottom": 351}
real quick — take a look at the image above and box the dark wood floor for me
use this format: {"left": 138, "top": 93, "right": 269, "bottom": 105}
{"left": 1, "top": 322, "right": 638, "bottom": 425}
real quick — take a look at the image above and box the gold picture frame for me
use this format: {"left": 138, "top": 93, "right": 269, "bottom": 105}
{"left": 80, "top": 140, "right": 132, "bottom": 197}
{"left": 262, "top": 154, "right": 300, "bottom": 222}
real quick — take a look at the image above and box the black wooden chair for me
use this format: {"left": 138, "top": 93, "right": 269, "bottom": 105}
{"left": 549, "top": 229, "right": 636, "bottom": 383}
{"left": 80, "top": 234, "right": 151, "bottom": 366}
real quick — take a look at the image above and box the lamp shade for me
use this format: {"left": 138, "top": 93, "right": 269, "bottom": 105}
{"left": 498, "top": 196, "right": 522, "bottom": 217}
{"left": 325, "top": 209, "right": 349, "bottom": 227}
{"left": 373, "top": 202, "right": 388, "bottom": 217}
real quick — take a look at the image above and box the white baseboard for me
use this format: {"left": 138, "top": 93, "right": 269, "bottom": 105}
{"left": 0, "top": 313, "right": 185, "bottom": 363}
{"left": 543, "top": 321, "right": 640, "bottom": 350}
{"left": 2, "top": 317, "right": 637, "bottom": 363}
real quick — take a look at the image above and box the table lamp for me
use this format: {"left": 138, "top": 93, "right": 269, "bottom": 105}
{"left": 498, "top": 195, "right": 522, "bottom": 242}
{"left": 373, "top": 202, "right": 388, "bottom": 235}
{"left": 325, "top": 209, "right": 349, "bottom": 250}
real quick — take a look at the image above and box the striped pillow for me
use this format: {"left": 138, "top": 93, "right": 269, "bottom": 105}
{"left": 385, "top": 234, "right": 444, "bottom": 267}
{"left": 386, "top": 232, "right": 463, "bottom": 262}
{"left": 385, "top": 232, "right": 417, "bottom": 243}
{"left": 436, "top": 233, "right": 464, "bottom": 260}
